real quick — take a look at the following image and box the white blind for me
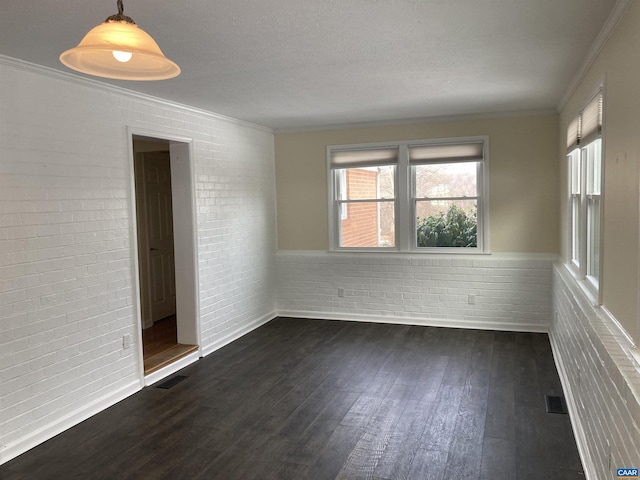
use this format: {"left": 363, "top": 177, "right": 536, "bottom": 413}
{"left": 409, "top": 142, "right": 484, "bottom": 165}
{"left": 581, "top": 91, "right": 603, "bottom": 146}
{"left": 330, "top": 147, "right": 398, "bottom": 169}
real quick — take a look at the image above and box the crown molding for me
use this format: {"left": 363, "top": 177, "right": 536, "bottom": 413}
{"left": 274, "top": 109, "right": 557, "bottom": 135}
{"left": 557, "top": 0, "right": 633, "bottom": 111}
{"left": 0, "top": 54, "right": 273, "bottom": 134}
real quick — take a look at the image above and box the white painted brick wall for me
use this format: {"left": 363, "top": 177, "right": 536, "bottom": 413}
{"left": 276, "top": 251, "right": 555, "bottom": 332}
{"left": 195, "top": 123, "right": 277, "bottom": 351}
{"left": 0, "top": 58, "right": 276, "bottom": 462}
{"left": 551, "top": 265, "right": 640, "bottom": 480}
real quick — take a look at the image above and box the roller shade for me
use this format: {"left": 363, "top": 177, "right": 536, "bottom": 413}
{"left": 566, "top": 90, "right": 603, "bottom": 152}
{"left": 330, "top": 147, "right": 398, "bottom": 169}
{"left": 566, "top": 116, "right": 581, "bottom": 151}
{"left": 581, "top": 92, "right": 603, "bottom": 146}
{"left": 409, "top": 142, "right": 484, "bottom": 165}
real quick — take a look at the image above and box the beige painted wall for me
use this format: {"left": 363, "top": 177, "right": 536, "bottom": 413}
{"left": 275, "top": 114, "right": 559, "bottom": 253}
{"left": 559, "top": 1, "right": 640, "bottom": 341}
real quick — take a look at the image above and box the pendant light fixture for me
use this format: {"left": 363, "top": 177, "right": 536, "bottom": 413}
{"left": 60, "top": 0, "right": 180, "bottom": 81}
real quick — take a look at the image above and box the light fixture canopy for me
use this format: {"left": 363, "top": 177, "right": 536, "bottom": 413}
{"left": 59, "top": 0, "right": 180, "bottom": 81}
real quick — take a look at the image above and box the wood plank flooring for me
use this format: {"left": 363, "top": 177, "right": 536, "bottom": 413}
{"left": 1, "top": 317, "right": 584, "bottom": 479}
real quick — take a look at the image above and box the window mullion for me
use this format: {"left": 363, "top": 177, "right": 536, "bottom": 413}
{"left": 413, "top": 195, "right": 480, "bottom": 202}
{"left": 398, "top": 144, "right": 411, "bottom": 251}
{"left": 579, "top": 148, "right": 588, "bottom": 278}
{"left": 338, "top": 198, "right": 395, "bottom": 204}
{"left": 477, "top": 157, "right": 485, "bottom": 251}
{"left": 334, "top": 170, "right": 342, "bottom": 248}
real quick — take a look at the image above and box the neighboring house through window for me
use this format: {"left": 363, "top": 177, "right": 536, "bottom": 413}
{"left": 328, "top": 137, "right": 488, "bottom": 252}
{"left": 331, "top": 147, "right": 397, "bottom": 248}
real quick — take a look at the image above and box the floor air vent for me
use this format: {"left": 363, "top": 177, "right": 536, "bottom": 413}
{"left": 156, "top": 375, "right": 188, "bottom": 389}
{"left": 545, "top": 395, "right": 568, "bottom": 414}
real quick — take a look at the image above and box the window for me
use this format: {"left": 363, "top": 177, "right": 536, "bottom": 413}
{"left": 331, "top": 147, "right": 397, "bottom": 248}
{"left": 328, "top": 137, "right": 488, "bottom": 252}
{"left": 566, "top": 90, "right": 603, "bottom": 294}
{"left": 568, "top": 148, "right": 581, "bottom": 266}
{"left": 585, "top": 139, "right": 602, "bottom": 285}
{"left": 410, "top": 142, "right": 483, "bottom": 249}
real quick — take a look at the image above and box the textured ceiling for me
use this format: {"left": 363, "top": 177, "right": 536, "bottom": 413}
{"left": 0, "top": 0, "right": 619, "bottom": 130}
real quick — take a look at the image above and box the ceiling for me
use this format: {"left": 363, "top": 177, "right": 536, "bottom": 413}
{"left": 0, "top": 0, "right": 620, "bottom": 130}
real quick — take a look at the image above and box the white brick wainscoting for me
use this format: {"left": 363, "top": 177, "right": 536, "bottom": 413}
{"left": 276, "top": 251, "right": 556, "bottom": 332}
{"left": 551, "top": 265, "right": 640, "bottom": 480}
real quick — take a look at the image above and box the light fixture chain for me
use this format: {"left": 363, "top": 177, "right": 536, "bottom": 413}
{"left": 106, "top": 0, "right": 136, "bottom": 24}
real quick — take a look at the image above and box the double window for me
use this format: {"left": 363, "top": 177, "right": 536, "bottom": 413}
{"left": 567, "top": 90, "right": 603, "bottom": 294}
{"left": 328, "top": 137, "right": 488, "bottom": 252}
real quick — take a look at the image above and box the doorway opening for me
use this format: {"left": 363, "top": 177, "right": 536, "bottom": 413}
{"left": 132, "top": 135, "right": 200, "bottom": 377}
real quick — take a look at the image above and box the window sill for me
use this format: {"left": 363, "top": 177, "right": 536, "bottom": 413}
{"left": 328, "top": 248, "right": 491, "bottom": 256}
{"left": 563, "top": 262, "right": 599, "bottom": 306}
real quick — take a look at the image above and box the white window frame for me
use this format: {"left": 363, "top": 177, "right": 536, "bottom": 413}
{"left": 566, "top": 87, "right": 604, "bottom": 301}
{"left": 338, "top": 169, "right": 348, "bottom": 220}
{"left": 568, "top": 148, "right": 581, "bottom": 270}
{"left": 327, "top": 136, "right": 489, "bottom": 253}
{"left": 328, "top": 142, "right": 400, "bottom": 251}
{"left": 584, "top": 139, "right": 602, "bottom": 290}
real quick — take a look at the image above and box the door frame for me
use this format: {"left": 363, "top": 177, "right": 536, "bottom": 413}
{"left": 127, "top": 127, "right": 202, "bottom": 385}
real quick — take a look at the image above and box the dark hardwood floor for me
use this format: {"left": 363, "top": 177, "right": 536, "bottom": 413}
{"left": 2, "top": 317, "right": 584, "bottom": 479}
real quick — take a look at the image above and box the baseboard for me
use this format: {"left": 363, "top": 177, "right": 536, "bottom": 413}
{"left": 0, "top": 379, "right": 141, "bottom": 466}
{"left": 548, "top": 331, "right": 596, "bottom": 480}
{"left": 201, "top": 311, "right": 278, "bottom": 358}
{"left": 276, "top": 309, "right": 549, "bottom": 333}
{"left": 0, "top": 308, "right": 545, "bottom": 467}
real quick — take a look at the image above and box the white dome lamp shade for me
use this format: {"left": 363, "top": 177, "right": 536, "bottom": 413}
{"left": 60, "top": 0, "right": 180, "bottom": 81}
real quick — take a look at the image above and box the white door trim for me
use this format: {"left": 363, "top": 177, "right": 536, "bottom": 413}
{"left": 126, "top": 126, "right": 202, "bottom": 385}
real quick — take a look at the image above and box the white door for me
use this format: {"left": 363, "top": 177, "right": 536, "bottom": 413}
{"left": 141, "top": 152, "right": 177, "bottom": 322}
